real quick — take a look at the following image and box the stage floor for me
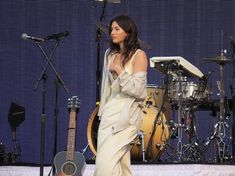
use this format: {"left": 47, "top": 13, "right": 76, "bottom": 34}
{"left": 1, "top": 163, "right": 235, "bottom": 176}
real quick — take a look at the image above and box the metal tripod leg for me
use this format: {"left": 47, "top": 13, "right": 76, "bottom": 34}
{"left": 176, "top": 76, "right": 184, "bottom": 161}
{"left": 137, "top": 130, "right": 147, "bottom": 162}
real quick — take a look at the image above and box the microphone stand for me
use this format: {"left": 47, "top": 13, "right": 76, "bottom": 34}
{"left": 95, "top": 1, "right": 107, "bottom": 103}
{"left": 231, "top": 41, "right": 235, "bottom": 160}
{"left": 33, "top": 39, "right": 69, "bottom": 176}
{"left": 52, "top": 76, "right": 61, "bottom": 175}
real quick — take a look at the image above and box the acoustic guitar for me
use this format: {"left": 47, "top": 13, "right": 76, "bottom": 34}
{"left": 54, "top": 96, "right": 86, "bottom": 176}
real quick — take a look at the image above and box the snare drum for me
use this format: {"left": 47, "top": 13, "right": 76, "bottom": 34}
{"left": 168, "top": 81, "right": 211, "bottom": 101}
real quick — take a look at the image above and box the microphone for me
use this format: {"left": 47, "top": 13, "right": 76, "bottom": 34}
{"left": 45, "top": 31, "right": 69, "bottom": 40}
{"left": 21, "top": 33, "right": 45, "bottom": 42}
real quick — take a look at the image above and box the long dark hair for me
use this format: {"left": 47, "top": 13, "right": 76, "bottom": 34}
{"left": 108, "top": 15, "right": 140, "bottom": 66}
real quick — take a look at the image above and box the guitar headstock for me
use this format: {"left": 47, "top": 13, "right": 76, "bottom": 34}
{"left": 68, "top": 96, "right": 80, "bottom": 112}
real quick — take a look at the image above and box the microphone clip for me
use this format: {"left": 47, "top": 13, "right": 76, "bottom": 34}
{"left": 45, "top": 31, "right": 69, "bottom": 41}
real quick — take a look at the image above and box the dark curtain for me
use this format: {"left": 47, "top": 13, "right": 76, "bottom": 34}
{"left": 0, "top": 0, "right": 234, "bottom": 164}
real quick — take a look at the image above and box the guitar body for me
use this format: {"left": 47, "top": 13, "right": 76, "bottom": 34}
{"left": 54, "top": 151, "right": 86, "bottom": 176}
{"left": 53, "top": 96, "right": 86, "bottom": 176}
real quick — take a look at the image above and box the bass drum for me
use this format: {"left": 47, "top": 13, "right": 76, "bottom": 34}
{"left": 87, "top": 106, "right": 100, "bottom": 156}
{"left": 87, "top": 85, "right": 171, "bottom": 160}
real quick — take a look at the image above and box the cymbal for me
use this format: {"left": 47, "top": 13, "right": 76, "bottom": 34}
{"left": 96, "top": 21, "right": 152, "bottom": 50}
{"left": 201, "top": 55, "right": 234, "bottom": 64}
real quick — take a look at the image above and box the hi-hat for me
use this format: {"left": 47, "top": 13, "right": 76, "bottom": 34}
{"left": 201, "top": 55, "right": 234, "bottom": 65}
{"left": 96, "top": 21, "right": 152, "bottom": 50}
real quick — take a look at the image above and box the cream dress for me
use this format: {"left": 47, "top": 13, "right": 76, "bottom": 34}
{"left": 93, "top": 49, "right": 146, "bottom": 176}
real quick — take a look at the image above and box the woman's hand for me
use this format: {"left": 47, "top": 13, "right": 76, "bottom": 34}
{"left": 109, "top": 53, "right": 124, "bottom": 75}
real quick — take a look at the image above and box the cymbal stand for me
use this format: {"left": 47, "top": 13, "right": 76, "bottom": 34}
{"left": 215, "top": 50, "right": 227, "bottom": 162}
{"left": 230, "top": 37, "right": 235, "bottom": 159}
{"left": 203, "top": 50, "right": 227, "bottom": 163}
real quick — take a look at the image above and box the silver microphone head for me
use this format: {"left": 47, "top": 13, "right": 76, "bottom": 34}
{"left": 21, "top": 33, "right": 28, "bottom": 40}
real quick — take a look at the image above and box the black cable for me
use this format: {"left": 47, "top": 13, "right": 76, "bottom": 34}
{"left": 145, "top": 71, "right": 169, "bottom": 161}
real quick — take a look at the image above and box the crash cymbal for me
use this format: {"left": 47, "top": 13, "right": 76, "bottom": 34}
{"left": 201, "top": 55, "right": 234, "bottom": 64}
{"left": 96, "top": 21, "right": 152, "bottom": 50}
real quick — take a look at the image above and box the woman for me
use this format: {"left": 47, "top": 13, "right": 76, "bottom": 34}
{"left": 94, "top": 15, "right": 148, "bottom": 176}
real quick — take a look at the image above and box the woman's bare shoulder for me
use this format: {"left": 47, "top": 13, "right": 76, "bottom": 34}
{"left": 134, "top": 49, "right": 147, "bottom": 63}
{"left": 132, "top": 49, "right": 148, "bottom": 72}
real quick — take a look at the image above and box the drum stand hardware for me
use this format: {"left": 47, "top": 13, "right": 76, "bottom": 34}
{"left": 163, "top": 87, "right": 205, "bottom": 163}
{"left": 163, "top": 109, "right": 203, "bottom": 162}
{"left": 173, "top": 71, "right": 184, "bottom": 161}
{"left": 182, "top": 104, "right": 202, "bottom": 162}
{"left": 201, "top": 100, "right": 232, "bottom": 163}
{"left": 138, "top": 130, "right": 147, "bottom": 162}
{"left": 130, "top": 130, "right": 147, "bottom": 162}
{"left": 201, "top": 119, "right": 230, "bottom": 161}
{"left": 201, "top": 49, "right": 233, "bottom": 162}
{"left": 166, "top": 65, "right": 204, "bottom": 162}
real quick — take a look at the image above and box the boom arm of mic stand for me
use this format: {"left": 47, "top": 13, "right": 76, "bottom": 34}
{"left": 34, "top": 41, "right": 69, "bottom": 94}
{"left": 34, "top": 42, "right": 57, "bottom": 91}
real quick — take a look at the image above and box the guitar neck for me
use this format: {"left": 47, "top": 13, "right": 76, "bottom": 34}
{"left": 66, "top": 110, "right": 76, "bottom": 161}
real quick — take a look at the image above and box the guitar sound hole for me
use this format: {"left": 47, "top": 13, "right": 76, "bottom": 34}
{"left": 62, "top": 161, "right": 76, "bottom": 175}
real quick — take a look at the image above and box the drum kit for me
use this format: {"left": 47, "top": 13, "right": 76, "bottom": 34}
{"left": 86, "top": 52, "right": 234, "bottom": 163}
{"left": 87, "top": 21, "right": 235, "bottom": 163}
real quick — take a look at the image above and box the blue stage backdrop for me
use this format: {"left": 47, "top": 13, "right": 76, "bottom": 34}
{"left": 0, "top": 0, "right": 234, "bottom": 164}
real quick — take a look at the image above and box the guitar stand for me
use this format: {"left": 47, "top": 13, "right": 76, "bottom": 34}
{"left": 33, "top": 40, "right": 69, "bottom": 176}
